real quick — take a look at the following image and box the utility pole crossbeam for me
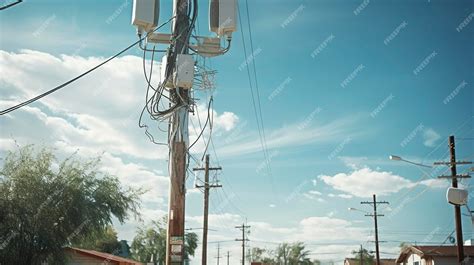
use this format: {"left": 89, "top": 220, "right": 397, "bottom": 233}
{"left": 434, "top": 135, "right": 472, "bottom": 264}
{"left": 361, "top": 194, "right": 389, "bottom": 265}
{"left": 235, "top": 224, "right": 251, "bottom": 265}
{"left": 193, "top": 154, "right": 222, "bottom": 265}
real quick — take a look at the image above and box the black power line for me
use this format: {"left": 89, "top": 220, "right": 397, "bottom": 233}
{"left": 0, "top": 0, "right": 22, "bottom": 11}
{"left": 237, "top": 0, "right": 276, "bottom": 199}
{"left": 0, "top": 16, "right": 175, "bottom": 116}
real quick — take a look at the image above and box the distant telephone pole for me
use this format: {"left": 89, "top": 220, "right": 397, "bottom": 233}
{"left": 194, "top": 154, "right": 222, "bottom": 265}
{"left": 361, "top": 194, "right": 389, "bottom": 265}
{"left": 359, "top": 245, "right": 363, "bottom": 265}
{"left": 215, "top": 243, "right": 222, "bottom": 265}
{"left": 435, "top": 135, "right": 472, "bottom": 263}
{"left": 235, "top": 224, "right": 250, "bottom": 265}
{"left": 226, "top": 251, "right": 230, "bottom": 265}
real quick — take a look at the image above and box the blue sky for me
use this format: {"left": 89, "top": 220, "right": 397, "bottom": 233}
{"left": 1, "top": 0, "right": 473, "bottom": 263}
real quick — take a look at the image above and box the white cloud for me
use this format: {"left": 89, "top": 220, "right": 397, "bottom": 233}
{"left": 292, "top": 216, "right": 367, "bottom": 242}
{"left": 418, "top": 178, "right": 449, "bottom": 189}
{"left": 319, "top": 167, "right": 448, "bottom": 198}
{"left": 188, "top": 103, "right": 240, "bottom": 154}
{"left": 328, "top": 193, "right": 353, "bottom": 199}
{"left": 217, "top": 114, "right": 366, "bottom": 157}
{"left": 319, "top": 167, "right": 414, "bottom": 198}
{"left": 214, "top": 112, "right": 239, "bottom": 131}
{"left": 308, "top": 190, "right": 322, "bottom": 196}
{"left": 423, "top": 128, "right": 441, "bottom": 147}
{"left": 337, "top": 193, "right": 353, "bottom": 199}
{"left": 186, "top": 213, "right": 244, "bottom": 229}
{"left": 303, "top": 190, "right": 326, "bottom": 202}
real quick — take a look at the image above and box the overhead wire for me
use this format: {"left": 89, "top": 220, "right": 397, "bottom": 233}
{"left": 201, "top": 96, "right": 214, "bottom": 160}
{"left": 243, "top": 0, "right": 272, "bottom": 171}
{"left": 0, "top": 16, "right": 176, "bottom": 116}
{"left": 188, "top": 97, "right": 212, "bottom": 151}
{"left": 139, "top": 45, "right": 169, "bottom": 145}
{"left": 0, "top": 0, "right": 22, "bottom": 10}
{"left": 237, "top": 0, "right": 276, "bottom": 200}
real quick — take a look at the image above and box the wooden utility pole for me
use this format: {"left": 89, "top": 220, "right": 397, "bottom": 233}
{"left": 215, "top": 243, "right": 222, "bottom": 265}
{"left": 194, "top": 154, "right": 222, "bottom": 265}
{"left": 435, "top": 135, "right": 472, "bottom": 263}
{"left": 235, "top": 224, "right": 250, "bottom": 265}
{"left": 166, "top": 0, "right": 191, "bottom": 264}
{"left": 361, "top": 194, "right": 389, "bottom": 265}
{"left": 359, "top": 245, "right": 363, "bottom": 265}
{"left": 226, "top": 251, "right": 230, "bottom": 265}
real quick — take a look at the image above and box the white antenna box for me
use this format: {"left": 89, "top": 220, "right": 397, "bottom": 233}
{"left": 209, "top": 0, "right": 237, "bottom": 37}
{"left": 132, "top": 0, "right": 160, "bottom": 33}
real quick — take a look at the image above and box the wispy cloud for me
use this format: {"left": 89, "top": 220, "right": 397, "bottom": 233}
{"left": 216, "top": 114, "right": 366, "bottom": 157}
{"left": 422, "top": 128, "right": 441, "bottom": 147}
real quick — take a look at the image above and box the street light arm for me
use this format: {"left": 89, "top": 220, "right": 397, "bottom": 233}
{"left": 402, "top": 159, "right": 433, "bottom": 168}
{"left": 389, "top": 155, "right": 432, "bottom": 168}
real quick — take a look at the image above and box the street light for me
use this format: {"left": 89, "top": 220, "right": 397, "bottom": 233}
{"left": 389, "top": 155, "right": 432, "bottom": 168}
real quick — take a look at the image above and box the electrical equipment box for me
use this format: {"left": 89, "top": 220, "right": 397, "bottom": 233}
{"left": 174, "top": 54, "right": 195, "bottom": 89}
{"left": 147, "top": 33, "right": 172, "bottom": 44}
{"left": 447, "top": 187, "right": 468, "bottom": 206}
{"left": 132, "top": 0, "right": 160, "bottom": 33}
{"left": 193, "top": 37, "right": 222, "bottom": 57}
{"left": 209, "top": 0, "right": 237, "bottom": 37}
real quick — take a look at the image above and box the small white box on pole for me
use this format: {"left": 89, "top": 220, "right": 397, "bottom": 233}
{"left": 174, "top": 54, "right": 195, "bottom": 89}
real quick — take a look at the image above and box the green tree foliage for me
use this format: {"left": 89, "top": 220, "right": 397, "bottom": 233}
{"left": 0, "top": 145, "right": 142, "bottom": 265}
{"left": 249, "top": 243, "right": 320, "bottom": 265}
{"left": 131, "top": 217, "right": 198, "bottom": 265}
{"left": 248, "top": 247, "right": 267, "bottom": 262}
{"left": 72, "top": 225, "right": 122, "bottom": 255}
{"left": 351, "top": 247, "right": 375, "bottom": 265}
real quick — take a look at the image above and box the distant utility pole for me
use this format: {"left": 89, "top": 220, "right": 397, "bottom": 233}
{"left": 226, "top": 251, "right": 230, "bottom": 265}
{"left": 435, "top": 135, "right": 472, "bottom": 263}
{"left": 194, "top": 154, "right": 222, "bottom": 265}
{"left": 359, "top": 245, "right": 363, "bottom": 265}
{"left": 235, "top": 224, "right": 251, "bottom": 265}
{"left": 361, "top": 194, "right": 389, "bottom": 265}
{"left": 166, "top": 0, "right": 190, "bottom": 264}
{"left": 215, "top": 243, "right": 222, "bottom": 265}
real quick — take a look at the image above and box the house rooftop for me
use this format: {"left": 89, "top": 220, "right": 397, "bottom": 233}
{"left": 65, "top": 247, "right": 143, "bottom": 265}
{"left": 345, "top": 258, "right": 396, "bottom": 265}
{"left": 396, "top": 245, "right": 474, "bottom": 263}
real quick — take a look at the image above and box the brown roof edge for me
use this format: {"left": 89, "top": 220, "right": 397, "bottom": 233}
{"left": 65, "top": 247, "right": 143, "bottom": 265}
{"left": 396, "top": 245, "right": 474, "bottom": 263}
